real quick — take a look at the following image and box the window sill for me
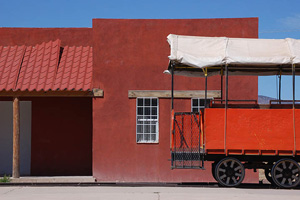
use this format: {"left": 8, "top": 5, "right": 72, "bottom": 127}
{"left": 137, "top": 141, "right": 159, "bottom": 144}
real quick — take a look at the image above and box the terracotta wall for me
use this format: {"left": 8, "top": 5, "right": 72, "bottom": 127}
{"left": 92, "top": 18, "right": 258, "bottom": 182}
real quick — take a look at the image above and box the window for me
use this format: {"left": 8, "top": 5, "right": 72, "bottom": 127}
{"left": 191, "top": 98, "right": 211, "bottom": 112}
{"left": 136, "top": 97, "right": 159, "bottom": 143}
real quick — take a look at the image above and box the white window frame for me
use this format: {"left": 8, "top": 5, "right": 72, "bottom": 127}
{"left": 136, "top": 97, "right": 159, "bottom": 143}
{"left": 191, "top": 98, "right": 213, "bottom": 112}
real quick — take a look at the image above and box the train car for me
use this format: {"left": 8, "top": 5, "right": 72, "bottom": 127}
{"left": 166, "top": 34, "right": 300, "bottom": 188}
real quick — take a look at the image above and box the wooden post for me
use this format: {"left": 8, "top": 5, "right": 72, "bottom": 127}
{"left": 12, "top": 97, "right": 20, "bottom": 178}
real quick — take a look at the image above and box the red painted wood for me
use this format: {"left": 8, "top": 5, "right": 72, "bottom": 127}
{"left": 205, "top": 108, "right": 300, "bottom": 155}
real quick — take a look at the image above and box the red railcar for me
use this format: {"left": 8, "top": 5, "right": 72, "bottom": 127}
{"left": 167, "top": 34, "right": 300, "bottom": 188}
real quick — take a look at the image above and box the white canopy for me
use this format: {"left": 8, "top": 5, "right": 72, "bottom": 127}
{"left": 167, "top": 34, "right": 300, "bottom": 76}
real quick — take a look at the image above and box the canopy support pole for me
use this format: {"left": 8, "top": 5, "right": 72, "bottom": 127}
{"left": 279, "top": 70, "right": 282, "bottom": 104}
{"left": 224, "top": 65, "right": 228, "bottom": 155}
{"left": 13, "top": 97, "right": 20, "bottom": 178}
{"left": 292, "top": 64, "right": 296, "bottom": 156}
{"left": 205, "top": 72, "right": 208, "bottom": 108}
{"left": 171, "top": 62, "right": 174, "bottom": 110}
{"left": 221, "top": 66, "right": 223, "bottom": 103}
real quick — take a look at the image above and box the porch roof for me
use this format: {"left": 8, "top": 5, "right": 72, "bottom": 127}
{"left": 0, "top": 40, "right": 93, "bottom": 92}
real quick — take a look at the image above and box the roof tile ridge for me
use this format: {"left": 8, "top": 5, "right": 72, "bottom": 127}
{"left": 65, "top": 45, "right": 77, "bottom": 90}
{"left": 54, "top": 45, "right": 68, "bottom": 90}
{"left": 13, "top": 45, "right": 27, "bottom": 90}
{"left": 4, "top": 45, "right": 21, "bottom": 90}
{"left": 16, "top": 46, "right": 30, "bottom": 90}
{"left": 82, "top": 46, "right": 92, "bottom": 90}
{"left": 0, "top": 46, "right": 11, "bottom": 84}
{"left": 24, "top": 45, "right": 38, "bottom": 91}
{"left": 74, "top": 46, "right": 84, "bottom": 90}
{"left": 42, "top": 40, "right": 53, "bottom": 90}
{"left": 49, "top": 39, "right": 62, "bottom": 90}
{"left": 30, "top": 42, "right": 46, "bottom": 91}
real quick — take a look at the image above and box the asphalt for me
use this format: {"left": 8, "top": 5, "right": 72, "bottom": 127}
{"left": 0, "top": 184, "right": 300, "bottom": 200}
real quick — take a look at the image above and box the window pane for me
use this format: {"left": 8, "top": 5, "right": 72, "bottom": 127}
{"left": 137, "top": 116, "right": 143, "bottom": 124}
{"left": 150, "top": 125, "right": 156, "bottom": 133}
{"left": 137, "top": 125, "right": 143, "bottom": 133}
{"left": 144, "top": 125, "right": 150, "bottom": 133}
{"left": 150, "top": 120, "right": 157, "bottom": 124}
{"left": 145, "top": 99, "right": 150, "bottom": 106}
{"left": 136, "top": 98, "right": 158, "bottom": 143}
{"left": 138, "top": 107, "right": 143, "bottom": 115}
{"left": 151, "top": 134, "right": 156, "bottom": 141}
{"left": 192, "top": 99, "right": 198, "bottom": 106}
{"left": 152, "top": 99, "right": 157, "bottom": 106}
{"left": 151, "top": 107, "right": 157, "bottom": 115}
{"left": 144, "top": 134, "right": 150, "bottom": 141}
{"left": 151, "top": 116, "right": 157, "bottom": 120}
{"left": 145, "top": 107, "right": 150, "bottom": 115}
{"left": 137, "top": 134, "right": 143, "bottom": 142}
{"left": 192, "top": 108, "right": 198, "bottom": 112}
{"left": 200, "top": 99, "right": 205, "bottom": 106}
{"left": 206, "top": 99, "right": 211, "bottom": 107}
{"left": 138, "top": 99, "right": 143, "bottom": 106}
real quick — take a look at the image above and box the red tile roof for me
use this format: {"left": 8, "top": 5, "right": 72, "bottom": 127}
{"left": 0, "top": 40, "right": 92, "bottom": 92}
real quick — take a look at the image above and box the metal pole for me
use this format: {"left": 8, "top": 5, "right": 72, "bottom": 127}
{"left": 221, "top": 66, "right": 223, "bottom": 103}
{"left": 293, "top": 65, "right": 295, "bottom": 108}
{"left": 279, "top": 73, "right": 282, "bottom": 104}
{"left": 205, "top": 75, "right": 208, "bottom": 108}
{"left": 224, "top": 65, "right": 228, "bottom": 155}
{"left": 225, "top": 65, "right": 228, "bottom": 109}
{"left": 171, "top": 63, "right": 174, "bottom": 110}
{"left": 292, "top": 64, "right": 296, "bottom": 156}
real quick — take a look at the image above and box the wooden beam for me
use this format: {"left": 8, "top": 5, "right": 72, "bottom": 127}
{"left": 128, "top": 90, "right": 221, "bottom": 98}
{"left": 92, "top": 88, "right": 104, "bottom": 97}
{"left": 12, "top": 97, "right": 20, "bottom": 178}
{"left": 0, "top": 89, "right": 103, "bottom": 97}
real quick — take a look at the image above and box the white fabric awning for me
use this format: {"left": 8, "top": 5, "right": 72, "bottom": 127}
{"left": 167, "top": 34, "right": 300, "bottom": 76}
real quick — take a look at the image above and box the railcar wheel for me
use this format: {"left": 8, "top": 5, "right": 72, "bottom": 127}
{"left": 215, "top": 157, "right": 245, "bottom": 187}
{"left": 211, "top": 162, "right": 217, "bottom": 182}
{"left": 271, "top": 158, "right": 300, "bottom": 188}
{"left": 264, "top": 167, "right": 275, "bottom": 185}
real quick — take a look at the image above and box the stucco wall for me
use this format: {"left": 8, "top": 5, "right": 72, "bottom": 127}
{"left": 92, "top": 18, "right": 259, "bottom": 182}
{"left": 30, "top": 97, "right": 92, "bottom": 176}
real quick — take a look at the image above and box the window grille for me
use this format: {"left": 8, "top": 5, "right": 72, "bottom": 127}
{"left": 191, "top": 98, "right": 211, "bottom": 112}
{"left": 136, "top": 97, "right": 159, "bottom": 143}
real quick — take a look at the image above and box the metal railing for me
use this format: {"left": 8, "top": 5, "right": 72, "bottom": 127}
{"left": 171, "top": 112, "right": 204, "bottom": 169}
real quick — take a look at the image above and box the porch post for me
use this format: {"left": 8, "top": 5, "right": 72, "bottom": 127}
{"left": 12, "top": 97, "right": 20, "bottom": 178}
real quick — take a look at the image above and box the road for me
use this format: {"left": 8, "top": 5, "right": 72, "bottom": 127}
{"left": 0, "top": 185, "right": 300, "bottom": 200}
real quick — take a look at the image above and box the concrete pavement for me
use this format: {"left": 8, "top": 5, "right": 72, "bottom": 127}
{"left": 0, "top": 186, "right": 300, "bottom": 200}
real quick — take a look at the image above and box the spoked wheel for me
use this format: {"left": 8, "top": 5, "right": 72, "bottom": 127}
{"left": 215, "top": 157, "right": 245, "bottom": 187}
{"left": 271, "top": 158, "right": 300, "bottom": 188}
{"left": 211, "top": 162, "right": 217, "bottom": 182}
{"left": 265, "top": 168, "right": 275, "bottom": 185}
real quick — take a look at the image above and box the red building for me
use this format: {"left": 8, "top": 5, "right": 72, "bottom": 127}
{"left": 0, "top": 18, "right": 258, "bottom": 182}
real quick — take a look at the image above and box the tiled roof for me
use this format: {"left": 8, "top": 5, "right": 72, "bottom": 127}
{"left": 0, "top": 40, "right": 92, "bottom": 92}
{"left": 53, "top": 46, "right": 92, "bottom": 91}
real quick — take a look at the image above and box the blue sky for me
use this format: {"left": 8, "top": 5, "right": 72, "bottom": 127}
{"left": 1, "top": 0, "right": 300, "bottom": 99}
